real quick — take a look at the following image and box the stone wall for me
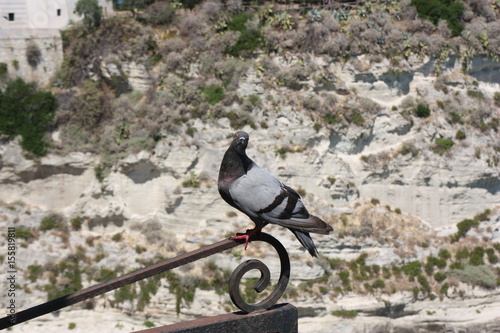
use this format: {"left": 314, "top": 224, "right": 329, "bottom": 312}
{"left": 0, "top": 29, "right": 63, "bottom": 86}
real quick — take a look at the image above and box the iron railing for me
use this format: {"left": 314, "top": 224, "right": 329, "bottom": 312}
{"left": 0, "top": 232, "right": 290, "bottom": 330}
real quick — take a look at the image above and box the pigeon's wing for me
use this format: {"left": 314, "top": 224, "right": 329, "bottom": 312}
{"left": 229, "top": 164, "right": 331, "bottom": 233}
{"left": 258, "top": 184, "right": 331, "bottom": 233}
{"left": 228, "top": 163, "right": 283, "bottom": 219}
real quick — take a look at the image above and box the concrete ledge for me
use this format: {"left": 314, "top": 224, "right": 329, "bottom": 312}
{"left": 133, "top": 303, "right": 298, "bottom": 333}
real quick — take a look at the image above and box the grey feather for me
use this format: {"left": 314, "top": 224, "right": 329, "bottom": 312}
{"left": 218, "top": 131, "right": 333, "bottom": 257}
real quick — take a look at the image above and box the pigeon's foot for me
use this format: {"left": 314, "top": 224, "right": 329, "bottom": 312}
{"left": 231, "top": 228, "right": 262, "bottom": 250}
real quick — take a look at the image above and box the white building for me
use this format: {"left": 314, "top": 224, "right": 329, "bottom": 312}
{"left": 0, "top": 0, "right": 114, "bottom": 85}
{"left": 0, "top": 0, "right": 113, "bottom": 30}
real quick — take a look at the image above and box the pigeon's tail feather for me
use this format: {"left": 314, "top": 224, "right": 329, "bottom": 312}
{"left": 290, "top": 229, "right": 318, "bottom": 258}
{"left": 286, "top": 215, "right": 333, "bottom": 235}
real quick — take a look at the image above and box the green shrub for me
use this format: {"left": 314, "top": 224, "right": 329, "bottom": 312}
{"left": 469, "top": 246, "right": 485, "bottom": 266}
{"left": 411, "top": 0, "right": 464, "bottom": 36}
{"left": 350, "top": 110, "right": 365, "bottom": 126}
{"left": 40, "top": 214, "right": 65, "bottom": 232}
{"left": 455, "top": 130, "right": 466, "bottom": 140}
{"left": 75, "top": 0, "right": 102, "bottom": 28}
{"left": 0, "top": 62, "right": 7, "bottom": 79}
{"left": 71, "top": 80, "right": 113, "bottom": 129}
{"left": 494, "top": 92, "right": 500, "bottom": 107}
{"left": 372, "top": 279, "right": 385, "bottom": 289}
{"left": 71, "top": 217, "right": 83, "bottom": 231}
{"left": 182, "top": 171, "right": 200, "bottom": 188}
{"left": 94, "top": 165, "right": 106, "bottom": 183}
{"left": 186, "top": 127, "right": 197, "bottom": 137}
{"left": 16, "top": 228, "right": 34, "bottom": 240}
{"left": 382, "top": 266, "right": 391, "bottom": 279}
{"left": 331, "top": 310, "right": 358, "bottom": 319}
{"left": 115, "top": 284, "right": 137, "bottom": 304}
{"left": 226, "top": 110, "right": 256, "bottom": 129}
{"left": 201, "top": 85, "right": 224, "bottom": 105}
{"left": 248, "top": 94, "right": 260, "bottom": 106}
{"left": 448, "top": 112, "right": 463, "bottom": 124}
{"left": 338, "top": 270, "right": 351, "bottom": 288}
{"left": 467, "top": 90, "right": 484, "bottom": 99}
{"left": 0, "top": 78, "right": 57, "bottom": 156}
{"left": 439, "top": 282, "right": 449, "bottom": 296}
{"left": 449, "top": 264, "right": 497, "bottom": 288}
{"left": 474, "top": 209, "right": 491, "bottom": 222}
{"left": 417, "top": 274, "right": 431, "bottom": 294}
{"left": 27, "top": 264, "right": 44, "bottom": 282}
{"left": 438, "top": 248, "right": 451, "bottom": 260}
{"left": 456, "top": 219, "right": 477, "bottom": 237}
{"left": 428, "top": 256, "right": 447, "bottom": 269}
{"left": 165, "top": 271, "right": 198, "bottom": 314}
{"left": 45, "top": 256, "right": 83, "bottom": 300}
{"left": 224, "top": 13, "right": 263, "bottom": 57}
{"left": 414, "top": 103, "right": 430, "bottom": 118}
{"left": 402, "top": 261, "right": 421, "bottom": 281}
{"left": 451, "top": 218, "right": 479, "bottom": 243}
{"left": 135, "top": 245, "right": 147, "bottom": 254}
{"left": 392, "top": 265, "right": 402, "bottom": 278}
{"left": 112, "top": 232, "right": 123, "bottom": 242}
{"left": 450, "top": 261, "right": 463, "bottom": 270}
{"left": 486, "top": 248, "right": 499, "bottom": 264}
{"left": 434, "top": 271, "right": 447, "bottom": 282}
{"left": 400, "top": 142, "right": 419, "bottom": 157}
{"left": 433, "top": 138, "right": 454, "bottom": 155}
{"left": 95, "top": 267, "right": 118, "bottom": 282}
{"left": 323, "top": 113, "right": 337, "bottom": 125}
{"left": 456, "top": 247, "right": 469, "bottom": 260}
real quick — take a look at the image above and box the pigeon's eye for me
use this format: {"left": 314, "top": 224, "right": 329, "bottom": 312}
{"left": 234, "top": 133, "right": 238, "bottom": 138}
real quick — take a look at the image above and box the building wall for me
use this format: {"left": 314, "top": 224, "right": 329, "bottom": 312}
{"left": 0, "top": 0, "right": 113, "bottom": 29}
{"left": 0, "top": 30, "right": 63, "bottom": 86}
{"left": 0, "top": 0, "right": 113, "bottom": 85}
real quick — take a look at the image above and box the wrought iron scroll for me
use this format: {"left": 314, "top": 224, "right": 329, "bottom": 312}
{"left": 0, "top": 232, "right": 290, "bottom": 330}
{"left": 229, "top": 233, "right": 291, "bottom": 313}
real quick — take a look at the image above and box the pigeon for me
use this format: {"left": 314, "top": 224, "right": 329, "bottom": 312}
{"left": 218, "top": 131, "right": 333, "bottom": 257}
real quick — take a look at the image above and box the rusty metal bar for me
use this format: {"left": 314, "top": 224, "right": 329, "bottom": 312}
{"left": 0, "top": 232, "right": 292, "bottom": 330}
{"left": 0, "top": 237, "right": 245, "bottom": 330}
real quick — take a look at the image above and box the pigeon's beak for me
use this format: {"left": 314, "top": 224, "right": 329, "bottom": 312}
{"left": 238, "top": 137, "right": 246, "bottom": 145}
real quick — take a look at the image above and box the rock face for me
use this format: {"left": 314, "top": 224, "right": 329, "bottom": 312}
{"left": 0, "top": 55, "right": 499, "bottom": 332}
{"left": 2, "top": 56, "right": 499, "bottom": 226}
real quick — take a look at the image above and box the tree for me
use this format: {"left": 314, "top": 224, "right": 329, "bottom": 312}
{"left": 75, "top": 0, "right": 102, "bottom": 28}
{"left": 0, "top": 78, "right": 57, "bottom": 156}
{"left": 115, "top": 0, "right": 152, "bottom": 17}
{"left": 142, "top": 2, "right": 176, "bottom": 25}
{"left": 183, "top": 0, "right": 203, "bottom": 10}
{"left": 411, "top": 0, "right": 464, "bottom": 36}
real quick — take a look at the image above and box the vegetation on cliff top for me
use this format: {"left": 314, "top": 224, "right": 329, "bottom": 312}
{"left": 0, "top": 0, "right": 499, "bottom": 164}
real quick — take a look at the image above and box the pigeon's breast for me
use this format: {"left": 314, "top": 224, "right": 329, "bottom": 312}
{"left": 228, "top": 166, "right": 283, "bottom": 216}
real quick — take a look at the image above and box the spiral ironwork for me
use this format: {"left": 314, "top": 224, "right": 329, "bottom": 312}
{"left": 228, "top": 232, "right": 291, "bottom": 313}
{"left": 0, "top": 231, "right": 291, "bottom": 329}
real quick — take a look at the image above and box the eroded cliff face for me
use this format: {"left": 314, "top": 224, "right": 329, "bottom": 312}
{"left": 1, "top": 54, "right": 498, "bottom": 228}
{"left": 1, "top": 55, "right": 499, "bottom": 332}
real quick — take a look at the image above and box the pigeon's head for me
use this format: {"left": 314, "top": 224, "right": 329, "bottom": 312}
{"left": 231, "top": 131, "right": 249, "bottom": 154}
